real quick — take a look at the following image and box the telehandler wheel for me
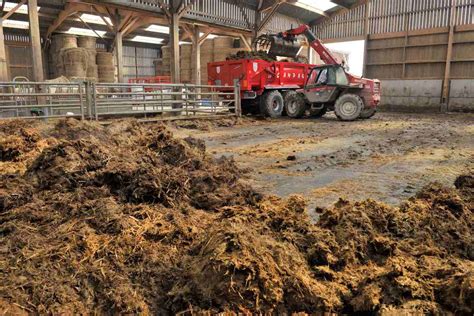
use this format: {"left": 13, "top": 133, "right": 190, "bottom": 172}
{"left": 285, "top": 92, "right": 307, "bottom": 118}
{"left": 335, "top": 94, "right": 364, "bottom": 121}
{"left": 260, "top": 90, "right": 284, "bottom": 118}
{"left": 359, "top": 107, "right": 377, "bottom": 119}
{"left": 309, "top": 106, "right": 327, "bottom": 118}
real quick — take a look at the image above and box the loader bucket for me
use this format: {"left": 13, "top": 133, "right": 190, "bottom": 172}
{"left": 255, "top": 34, "right": 302, "bottom": 58}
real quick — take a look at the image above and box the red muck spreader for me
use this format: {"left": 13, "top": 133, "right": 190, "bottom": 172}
{"left": 208, "top": 25, "right": 380, "bottom": 121}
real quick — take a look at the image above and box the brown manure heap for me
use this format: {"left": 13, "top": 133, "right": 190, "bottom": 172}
{"left": 0, "top": 119, "right": 473, "bottom": 315}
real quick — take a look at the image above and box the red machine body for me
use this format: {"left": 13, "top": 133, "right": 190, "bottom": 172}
{"left": 208, "top": 59, "right": 314, "bottom": 98}
{"left": 208, "top": 24, "right": 381, "bottom": 120}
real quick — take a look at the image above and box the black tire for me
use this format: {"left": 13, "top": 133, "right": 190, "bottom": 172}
{"left": 284, "top": 92, "right": 307, "bottom": 118}
{"left": 309, "top": 106, "right": 327, "bottom": 118}
{"left": 359, "top": 107, "right": 377, "bottom": 119}
{"left": 281, "top": 90, "right": 296, "bottom": 116}
{"left": 259, "top": 90, "right": 284, "bottom": 118}
{"left": 335, "top": 93, "right": 364, "bottom": 121}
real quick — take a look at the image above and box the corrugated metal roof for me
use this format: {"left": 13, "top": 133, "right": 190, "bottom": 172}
{"left": 223, "top": 0, "right": 361, "bottom": 23}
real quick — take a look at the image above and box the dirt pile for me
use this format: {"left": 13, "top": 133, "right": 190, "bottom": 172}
{"left": 0, "top": 119, "right": 473, "bottom": 315}
{"left": 227, "top": 50, "right": 276, "bottom": 62}
{"left": 0, "top": 120, "right": 55, "bottom": 174}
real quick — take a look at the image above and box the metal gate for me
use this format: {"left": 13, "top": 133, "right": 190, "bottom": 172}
{"left": 0, "top": 81, "right": 241, "bottom": 121}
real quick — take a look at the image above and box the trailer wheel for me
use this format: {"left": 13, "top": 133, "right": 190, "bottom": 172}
{"left": 281, "top": 91, "right": 293, "bottom": 116}
{"left": 260, "top": 90, "right": 284, "bottom": 118}
{"left": 335, "top": 94, "right": 363, "bottom": 121}
{"left": 359, "top": 107, "right": 377, "bottom": 119}
{"left": 285, "top": 92, "right": 307, "bottom": 118}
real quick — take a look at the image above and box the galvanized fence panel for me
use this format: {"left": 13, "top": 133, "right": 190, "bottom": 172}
{"left": 0, "top": 81, "right": 85, "bottom": 119}
{"left": 0, "top": 81, "right": 240, "bottom": 121}
{"left": 92, "top": 83, "right": 240, "bottom": 120}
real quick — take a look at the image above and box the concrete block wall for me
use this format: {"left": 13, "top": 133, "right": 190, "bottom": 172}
{"left": 378, "top": 79, "right": 474, "bottom": 113}
{"left": 379, "top": 80, "right": 443, "bottom": 112}
{"left": 449, "top": 80, "right": 474, "bottom": 112}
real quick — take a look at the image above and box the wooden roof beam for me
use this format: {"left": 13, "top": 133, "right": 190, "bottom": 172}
{"left": 257, "top": 1, "right": 282, "bottom": 32}
{"left": 178, "top": 0, "right": 197, "bottom": 18}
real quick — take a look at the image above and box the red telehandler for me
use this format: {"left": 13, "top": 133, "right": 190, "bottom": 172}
{"left": 261, "top": 24, "right": 380, "bottom": 120}
{"left": 208, "top": 24, "right": 380, "bottom": 120}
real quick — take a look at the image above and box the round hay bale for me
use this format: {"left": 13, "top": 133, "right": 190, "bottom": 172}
{"left": 180, "top": 44, "right": 192, "bottom": 53}
{"left": 214, "top": 53, "right": 231, "bottom": 62}
{"left": 201, "top": 39, "right": 213, "bottom": 50}
{"left": 96, "top": 52, "right": 114, "bottom": 66}
{"left": 77, "top": 36, "right": 97, "bottom": 49}
{"left": 85, "top": 49, "right": 97, "bottom": 65}
{"left": 87, "top": 64, "right": 98, "bottom": 79}
{"left": 201, "top": 50, "right": 214, "bottom": 61}
{"left": 53, "top": 34, "right": 77, "bottom": 50}
{"left": 64, "top": 63, "right": 87, "bottom": 78}
{"left": 181, "top": 58, "right": 192, "bottom": 70}
{"left": 161, "top": 46, "right": 171, "bottom": 59}
{"left": 61, "top": 48, "right": 88, "bottom": 78}
{"left": 180, "top": 69, "right": 192, "bottom": 82}
{"left": 98, "top": 65, "right": 115, "bottom": 83}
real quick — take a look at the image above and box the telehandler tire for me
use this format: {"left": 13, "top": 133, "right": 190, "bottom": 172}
{"left": 335, "top": 94, "right": 363, "bottom": 121}
{"left": 359, "top": 107, "right": 377, "bottom": 119}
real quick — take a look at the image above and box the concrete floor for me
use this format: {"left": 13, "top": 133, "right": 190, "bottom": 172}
{"left": 173, "top": 112, "right": 474, "bottom": 217}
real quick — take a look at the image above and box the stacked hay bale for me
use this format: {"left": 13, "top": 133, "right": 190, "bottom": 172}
{"left": 200, "top": 39, "right": 214, "bottom": 85}
{"left": 161, "top": 46, "right": 171, "bottom": 76}
{"left": 62, "top": 48, "right": 88, "bottom": 80}
{"left": 154, "top": 58, "right": 168, "bottom": 76}
{"left": 180, "top": 43, "right": 193, "bottom": 83}
{"left": 50, "top": 34, "right": 77, "bottom": 78}
{"left": 213, "top": 37, "right": 241, "bottom": 62}
{"left": 160, "top": 37, "right": 247, "bottom": 84}
{"left": 77, "top": 36, "right": 98, "bottom": 82}
{"left": 97, "top": 52, "right": 115, "bottom": 83}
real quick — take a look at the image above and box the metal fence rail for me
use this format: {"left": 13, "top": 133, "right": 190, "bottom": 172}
{"left": 0, "top": 81, "right": 241, "bottom": 121}
{"left": 0, "top": 82, "right": 85, "bottom": 119}
{"left": 93, "top": 83, "right": 240, "bottom": 120}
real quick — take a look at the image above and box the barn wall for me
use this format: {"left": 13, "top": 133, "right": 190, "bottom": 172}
{"left": 123, "top": 45, "right": 159, "bottom": 82}
{"left": 4, "top": 34, "right": 33, "bottom": 81}
{"left": 314, "top": 0, "right": 474, "bottom": 112}
{"left": 368, "top": 26, "right": 474, "bottom": 112}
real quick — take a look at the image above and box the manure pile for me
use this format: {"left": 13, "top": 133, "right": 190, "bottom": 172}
{"left": 0, "top": 119, "right": 473, "bottom": 315}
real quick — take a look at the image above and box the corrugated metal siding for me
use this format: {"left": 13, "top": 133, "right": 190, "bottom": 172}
{"left": 313, "top": 4, "right": 366, "bottom": 39}
{"left": 131, "top": 0, "right": 255, "bottom": 30}
{"left": 262, "top": 12, "right": 301, "bottom": 34}
{"left": 123, "top": 45, "right": 159, "bottom": 82}
{"left": 4, "top": 34, "right": 30, "bottom": 42}
{"left": 314, "top": 0, "right": 474, "bottom": 40}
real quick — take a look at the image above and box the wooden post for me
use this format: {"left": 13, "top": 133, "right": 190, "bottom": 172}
{"left": 28, "top": 0, "right": 44, "bottom": 82}
{"left": 170, "top": 12, "right": 180, "bottom": 83}
{"left": 0, "top": 20, "right": 8, "bottom": 81}
{"left": 401, "top": 0, "right": 412, "bottom": 79}
{"left": 362, "top": 1, "right": 370, "bottom": 77}
{"left": 442, "top": 0, "right": 457, "bottom": 111}
{"left": 192, "top": 26, "right": 201, "bottom": 85}
{"left": 252, "top": 0, "right": 263, "bottom": 45}
{"left": 115, "top": 31, "right": 124, "bottom": 83}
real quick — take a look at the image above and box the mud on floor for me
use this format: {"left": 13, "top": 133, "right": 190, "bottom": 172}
{"left": 176, "top": 112, "right": 474, "bottom": 210}
{"left": 0, "top": 118, "right": 473, "bottom": 315}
